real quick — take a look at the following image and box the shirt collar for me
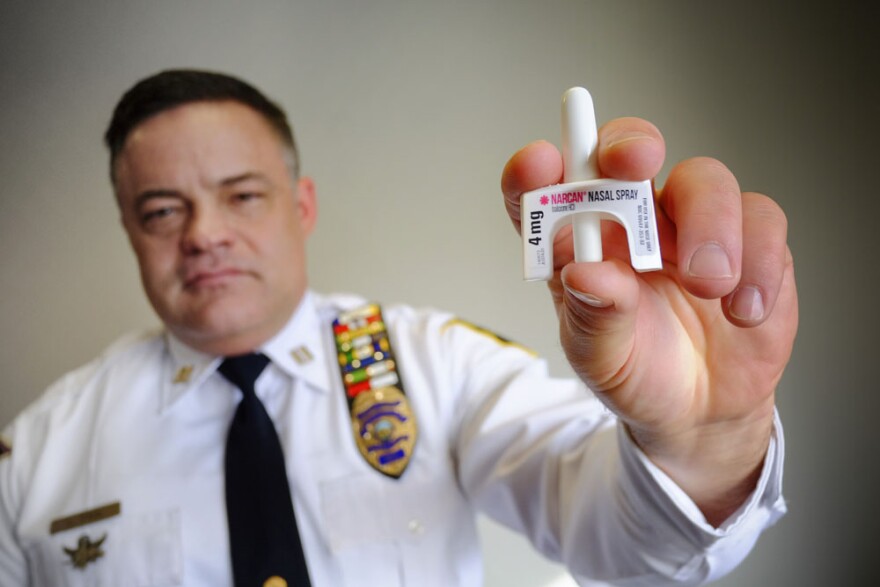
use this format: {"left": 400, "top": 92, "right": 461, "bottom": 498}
{"left": 160, "top": 290, "right": 334, "bottom": 412}
{"left": 259, "top": 290, "right": 333, "bottom": 394}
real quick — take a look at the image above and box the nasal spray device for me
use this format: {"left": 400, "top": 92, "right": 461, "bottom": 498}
{"left": 521, "top": 87, "right": 663, "bottom": 280}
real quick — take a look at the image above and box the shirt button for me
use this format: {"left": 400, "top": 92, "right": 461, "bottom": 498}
{"left": 408, "top": 519, "right": 425, "bottom": 535}
{"left": 264, "top": 576, "right": 287, "bottom": 587}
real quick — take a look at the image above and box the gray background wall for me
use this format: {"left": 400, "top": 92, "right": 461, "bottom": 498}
{"left": 1, "top": 1, "right": 876, "bottom": 585}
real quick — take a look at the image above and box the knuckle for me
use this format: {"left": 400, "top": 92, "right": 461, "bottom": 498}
{"left": 676, "top": 157, "right": 741, "bottom": 203}
{"left": 744, "top": 192, "right": 788, "bottom": 232}
{"left": 684, "top": 156, "right": 731, "bottom": 178}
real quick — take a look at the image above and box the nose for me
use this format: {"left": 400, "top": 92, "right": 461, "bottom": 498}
{"left": 181, "top": 205, "right": 233, "bottom": 254}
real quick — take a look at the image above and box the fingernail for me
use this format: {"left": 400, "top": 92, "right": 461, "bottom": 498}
{"left": 687, "top": 243, "right": 734, "bottom": 280}
{"left": 566, "top": 287, "right": 612, "bottom": 308}
{"left": 730, "top": 286, "right": 764, "bottom": 322}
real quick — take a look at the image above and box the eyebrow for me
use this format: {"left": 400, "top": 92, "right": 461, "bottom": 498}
{"left": 220, "top": 171, "right": 272, "bottom": 187}
{"left": 132, "top": 172, "right": 274, "bottom": 209}
{"left": 133, "top": 189, "right": 182, "bottom": 210}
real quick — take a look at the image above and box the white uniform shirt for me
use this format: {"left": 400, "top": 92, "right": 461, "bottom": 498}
{"left": 0, "top": 292, "right": 786, "bottom": 586}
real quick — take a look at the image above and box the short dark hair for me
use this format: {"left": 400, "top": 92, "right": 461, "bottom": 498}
{"left": 104, "top": 69, "right": 299, "bottom": 180}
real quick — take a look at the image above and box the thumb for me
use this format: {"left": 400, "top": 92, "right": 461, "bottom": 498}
{"left": 559, "top": 258, "right": 641, "bottom": 393}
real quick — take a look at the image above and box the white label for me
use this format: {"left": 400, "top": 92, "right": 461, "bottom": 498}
{"left": 521, "top": 178, "right": 662, "bottom": 280}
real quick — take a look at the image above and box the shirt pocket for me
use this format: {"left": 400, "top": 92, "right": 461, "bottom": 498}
{"left": 27, "top": 507, "right": 183, "bottom": 587}
{"left": 320, "top": 473, "right": 459, "bottom": 587}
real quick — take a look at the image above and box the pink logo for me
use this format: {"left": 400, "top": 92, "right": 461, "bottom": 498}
{"left": 540, "top": 195, "right": 549, "bottom": 206}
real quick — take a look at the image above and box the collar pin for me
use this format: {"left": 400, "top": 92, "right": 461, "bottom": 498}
{"left": 290, "top": 346, "right": 314, "bottom": 365}
{"left": 173, "top": 365, "right": 194, "bottom": 384}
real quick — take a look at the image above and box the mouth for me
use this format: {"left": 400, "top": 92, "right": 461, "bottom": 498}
{"left": 184, "top": 268, "right": 248, "bottom": 290}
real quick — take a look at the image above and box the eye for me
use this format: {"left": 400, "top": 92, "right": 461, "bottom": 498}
{"left": 139, "top": 201, "right": 187, "bottom": 233}
{"left": 228, "top": 191, "right": 269, "bottom": 216}
{"left": 232, "top": 191, "right": 262, "bottom": 203}
{"left": 142, "top": 206, "right": 177, "bottom": 222}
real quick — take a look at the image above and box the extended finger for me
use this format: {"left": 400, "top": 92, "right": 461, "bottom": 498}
{"left": 723, "top": 192, "right": 789, "bottom": 326}
{"left": 660, "top": 157, "right": 743, "bottom": 299}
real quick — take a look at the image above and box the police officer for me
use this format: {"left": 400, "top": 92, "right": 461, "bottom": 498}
{"left": 0, "top": 70, "right": 796, "bottom": 586}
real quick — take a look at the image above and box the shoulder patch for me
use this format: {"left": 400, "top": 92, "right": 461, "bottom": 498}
{"left": 0, "top": 436, "right": 10, "bottom": 459}
{"left": 442, "top": 318, "right": 537, "bottom": 357}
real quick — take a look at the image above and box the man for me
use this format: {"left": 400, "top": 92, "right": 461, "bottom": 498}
{"left": 0, "top": 70, "right": 796, "bottom": 586}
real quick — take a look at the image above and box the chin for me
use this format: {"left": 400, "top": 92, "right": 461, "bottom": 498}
{"left": 164, "top": 303, "right": 266, "bottom": 350}
{"left": 176, "top": 323, "right": 266, "bottom": 355}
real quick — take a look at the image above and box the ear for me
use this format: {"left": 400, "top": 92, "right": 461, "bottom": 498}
{"left": 295, "top": 176, "right": 318, "bottom": 236}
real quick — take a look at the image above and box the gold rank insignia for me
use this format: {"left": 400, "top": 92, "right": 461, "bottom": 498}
{"left": 290, "top": 345, "right": 314, "bottom": 365}
{"left": 63, "top": 534, "right": 106, "bottom": 569}
{"left": 173, "top": 365, "right": 194, "bottom": 383}
{"left": 333, "top": 304, "right": 417, "bottom": 478}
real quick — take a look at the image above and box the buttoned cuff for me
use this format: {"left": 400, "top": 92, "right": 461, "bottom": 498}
{"left": 616, "top": 409, "right": 787, "bottom": 582}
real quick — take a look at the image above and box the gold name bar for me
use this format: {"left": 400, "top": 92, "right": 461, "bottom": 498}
{"left": 50, "top": 502, "right": 121, "bottom": 534}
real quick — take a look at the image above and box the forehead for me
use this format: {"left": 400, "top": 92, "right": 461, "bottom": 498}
{"left": 114, "top": 101, "right": 289, "bottom": 193}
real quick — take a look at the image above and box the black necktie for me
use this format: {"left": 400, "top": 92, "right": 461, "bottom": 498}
{"left": 219, "top": 353, "right": 311, "bottom": 587}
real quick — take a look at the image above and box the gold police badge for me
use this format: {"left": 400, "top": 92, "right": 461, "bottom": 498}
{"left": 333, "top": 304, "right": 417, "bottom": 478}
{"left": 351, "top": 386, "right": 417, "bottom": 478}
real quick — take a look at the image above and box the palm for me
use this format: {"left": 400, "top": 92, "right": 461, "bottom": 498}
{"left": 550, "top": 227, "right": 797, "bottom": 437}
